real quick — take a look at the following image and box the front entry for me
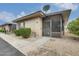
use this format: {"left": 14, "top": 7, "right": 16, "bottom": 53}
{"left": 42, "top": 15, "right": 64, "bottom": 37}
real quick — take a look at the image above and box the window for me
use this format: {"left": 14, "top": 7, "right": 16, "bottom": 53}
{"left": 43, "top": 20, "right": 50, "bottom": 36}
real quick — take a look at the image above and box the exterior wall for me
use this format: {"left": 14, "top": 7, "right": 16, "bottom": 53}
{"left": 16, "top": 22, "right": 24, "bottom": 30}
{"left": 16, "top": 17, "right": 42, "bottom": 37}
{"left": 16, "top": 23, "right": 19, "bottom": 30}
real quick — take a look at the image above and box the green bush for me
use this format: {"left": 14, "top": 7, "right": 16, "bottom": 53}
{"left": 21, "top": 28, "right": 31, "bottom": 38}
{"left": 67, "top": 18, "right": 79, "bottom": 36}
{"left": 0, "top": 29, "right": 5, "bottom": 33}
{"left": 14, "top": 29, "right": 21, "bottom": 36}
{"left": 14, "top": 28, "right": 31, "bottom": 38}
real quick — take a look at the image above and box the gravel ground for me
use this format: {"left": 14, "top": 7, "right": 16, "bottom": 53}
{"left": 41, "top": 38, "right": 79, "bottom": 56}
{"left": 27, "top": 38, "right": 79, "bottom": 56}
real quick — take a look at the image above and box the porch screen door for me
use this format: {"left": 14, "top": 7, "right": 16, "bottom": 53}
{"left": 43, "top": 20, "right": 50, "bottom": 36}
{"left": 51, "top": 18, "right": 61, "bottom": 37}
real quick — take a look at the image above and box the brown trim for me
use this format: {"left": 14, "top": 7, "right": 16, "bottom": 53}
{"left": 13, "top": 11, "right": 45, "bottom": 22}
{"left": 15, "top": 16, "right": 43, "bottom": 22}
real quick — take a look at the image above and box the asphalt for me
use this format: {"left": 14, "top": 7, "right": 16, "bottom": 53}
{"left": 0, "top": 38, "right": 24, "bottom": 56}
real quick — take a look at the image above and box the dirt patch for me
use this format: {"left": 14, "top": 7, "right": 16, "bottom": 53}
{"left": 42, "top": 39, "right": 79, "bottom": 56}
{"left": 27, "top": 48, "right": 59, "bottom": 56}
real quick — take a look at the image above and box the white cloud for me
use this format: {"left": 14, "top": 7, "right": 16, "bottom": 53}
{"left": 0, "top": 11, "right": 26, "bottom": 23}
{"left": 17, "top": 11, "right": 26, "bottom": 18}
{"left": 54, "top": 3, "right": 78, "bottom": 11}
{"left": 0, "top": 11, "right": 15, "bottom": 22}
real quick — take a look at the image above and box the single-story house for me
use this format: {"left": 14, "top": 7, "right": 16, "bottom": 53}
{"left": 13, "top": 9, "right": 71, "bottom": 37}
{"left": 0, "top": 22, "right": 16, "bottom": 32}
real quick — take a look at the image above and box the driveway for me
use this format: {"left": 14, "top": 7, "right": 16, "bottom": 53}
{"left": 0, "top": 38, "right": 24, "bottom": 56}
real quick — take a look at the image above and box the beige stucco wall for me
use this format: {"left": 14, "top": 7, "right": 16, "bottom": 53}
{"left": 16, "top": 21, "right": 24, "bottom": 29}
{"left": 16, "top": 23, "right": 19, "bottom": 30}
{"left": 16, "top": 17, "right": 42, "bottom": 37}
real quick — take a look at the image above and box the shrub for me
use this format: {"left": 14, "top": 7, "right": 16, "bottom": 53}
{"left": 14, "top": 29, "right": 21, "bottom": 36}
{"left": 21, "top": 28, "right": 31, "bottom": 38}
{"left": 0, "top": 29, "right": 5, "bottom": 33}
{"left": 74, "top": 31, "right": 79, "bottom": 36}
{"left": 14, "top": 28, "right": 31, "bottom": 38}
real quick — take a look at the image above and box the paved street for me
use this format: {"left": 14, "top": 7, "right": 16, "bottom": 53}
{"left": 0, "top": 38, "right": 24, "bottom": 56}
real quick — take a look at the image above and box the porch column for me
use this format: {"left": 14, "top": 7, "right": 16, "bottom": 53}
{"left": 60, "top": 16, "right": 64, "bottom": 37}
{"left": 50, "top": 20, "right": 52, "bottom": 37}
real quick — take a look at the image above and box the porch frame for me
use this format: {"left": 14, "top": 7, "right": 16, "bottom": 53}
{"left": 42, "top": 14, "right": 64, "bottom": 37}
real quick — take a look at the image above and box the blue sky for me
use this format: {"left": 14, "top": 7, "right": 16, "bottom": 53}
{"left": 0, "top": 3, "right": 79, "bottom": 24}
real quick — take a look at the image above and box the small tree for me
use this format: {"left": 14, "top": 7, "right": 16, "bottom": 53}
{"left": 67, "top": 18, "right": 79, "bottom": 35}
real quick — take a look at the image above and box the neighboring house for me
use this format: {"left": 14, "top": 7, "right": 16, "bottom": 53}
{"left": 0, "top": 25, "right": 2, "bottom": 29}
{"left": 0, "top": 22, "right": 16, "bottom": 32}
{"left": 13, "top": 9, "right": 71, "bottom": 37}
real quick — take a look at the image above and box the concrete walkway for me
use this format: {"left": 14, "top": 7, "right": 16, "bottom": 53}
{"left": 0, "top": 33, "right": 50, "bottom": 56}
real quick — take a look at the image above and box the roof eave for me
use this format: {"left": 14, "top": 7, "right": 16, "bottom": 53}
{"left": 13, "top": 11, "right": 45, "bottom": 22}
{"left": 61, "top": 9, "right": 71, "bottom": 23}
